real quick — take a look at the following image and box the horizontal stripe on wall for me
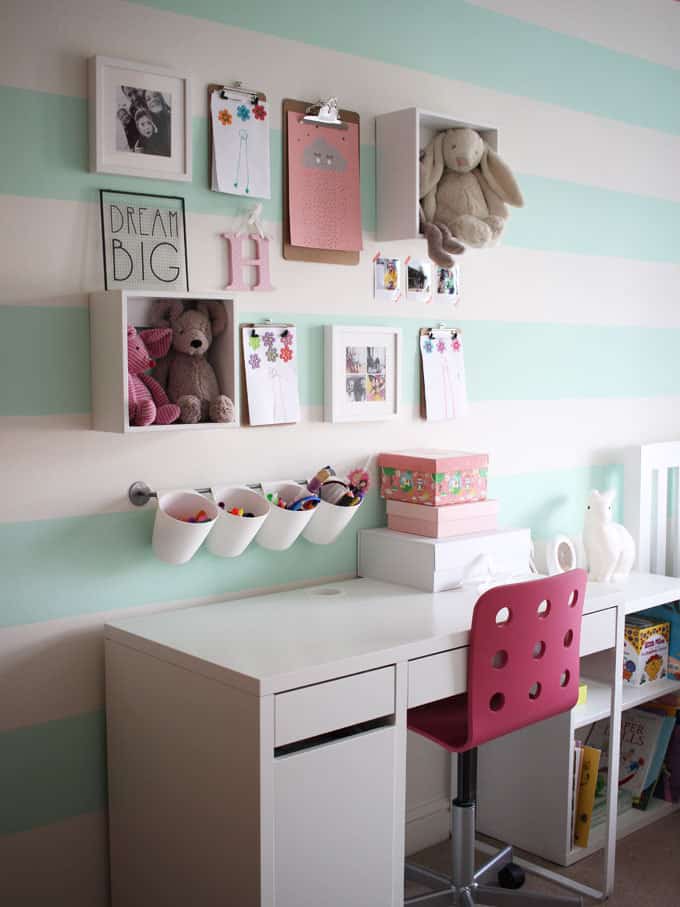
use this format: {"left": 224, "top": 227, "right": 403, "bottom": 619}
{"left": 131, "top": 0, "right": 680, "bottom": 135}
{"left": 0, "top": 306, "right": 91, "bottom": 416}
{"left": 0, "top": 396, "right": 670, "bottom": 525}
{"left": 3, "top": 305, "right": 680, "bottom": 417}
{"left": 0, "top": 810, "right": 109, "bottom": 905}
{"left": 0, "top": 493, "right": 380, "bottom": 629}
{"left": 0, "top": 710, "right": 106, "bottom": 835}
{"left": 3, "top": 196, "right": 680, "bottom": 329}
{"left": 0, "top": 86, "right": 374, "bottom": 228}
{"left": 1, "top": 86, "right": 679, "bottom": 264}
{"left": 0, "top": 462, "right": 621, "bottom": 630}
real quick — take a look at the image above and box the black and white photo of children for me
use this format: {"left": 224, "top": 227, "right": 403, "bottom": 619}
{"left": 346, "top": 376, "right": 367, "bottom": 403}
{"left": 116, "top": 86, "right": 172, "bottom": 157}
{"left": 367, "top": 346, "right": 386, "bottom": 375}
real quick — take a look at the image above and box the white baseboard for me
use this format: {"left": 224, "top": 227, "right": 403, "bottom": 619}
{"left": 405, "top": 796, "right": 451, "bottom": 856}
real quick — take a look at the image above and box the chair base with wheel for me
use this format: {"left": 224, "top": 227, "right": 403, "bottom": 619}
{"left": 405, "top": 571, "right": 588, "bottom": 907}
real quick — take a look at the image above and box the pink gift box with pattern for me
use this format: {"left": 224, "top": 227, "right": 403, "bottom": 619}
{"left": 378, "top": 449, "right": 489, "bottom": 506}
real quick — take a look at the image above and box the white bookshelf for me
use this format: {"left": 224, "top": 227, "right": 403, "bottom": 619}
{"left": 565, "top": 796, "right": 680, "bottom": 865}
{"left": 574, "top": 674, "right": 680, "bottom": 729}
{"left": 375, "top": 107, "right": 498, "bottom": 241}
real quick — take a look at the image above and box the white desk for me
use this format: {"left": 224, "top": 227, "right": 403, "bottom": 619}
{"left": 104, "top": 572, "right": 680, "bottom": 907}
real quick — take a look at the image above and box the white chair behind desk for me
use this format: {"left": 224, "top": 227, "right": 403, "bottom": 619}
{"left": 623, "top": 441, "right": 680, "bottom": 576}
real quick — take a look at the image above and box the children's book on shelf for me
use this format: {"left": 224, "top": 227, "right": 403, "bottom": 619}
{"left": 573, "top": 744, "right": 601, "bottom": 848}
{"left": 641, "top": 602, "right": 680, "bottom": 680}
{"left": 586, "top": 707, "right": 676, "bottom": 812}
{"left": 570, "top": 742, "right": 584, "bottom": 847}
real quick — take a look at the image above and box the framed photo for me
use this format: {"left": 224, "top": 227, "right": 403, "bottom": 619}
{"left": 324, "top": 325, "right": 401, "bottom": 422}
{"left": 99, "top": 189, "right": 189, "bottom": 291}
{"left": 89, "top": 56, "right": 192, "bottom": 181}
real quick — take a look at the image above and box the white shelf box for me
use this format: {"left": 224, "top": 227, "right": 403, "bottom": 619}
{"left": 375, "top": 107, "right": 498, "bottom": 241}
{"left": 90, "top": 289, "right": 240, "bottom": 433}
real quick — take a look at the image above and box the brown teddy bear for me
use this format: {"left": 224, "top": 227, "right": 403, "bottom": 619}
{"left": 152, "top": 300, "right": 235, "bottom": 424}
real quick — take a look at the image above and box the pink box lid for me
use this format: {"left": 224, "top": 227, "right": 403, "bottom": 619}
{"left": 378, "top": 449, "right": 489, "bottom": 472}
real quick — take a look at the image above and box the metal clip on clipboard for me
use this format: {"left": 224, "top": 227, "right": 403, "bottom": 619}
{"left": 218, "top": 81, "right": 265, "bottom": 104}
{"left": 302, "top": 97, "right": 348, "bottom": 130}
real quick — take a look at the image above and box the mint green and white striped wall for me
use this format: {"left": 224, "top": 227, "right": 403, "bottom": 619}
{"left": 1, "top": 0, "right": 679, "bottom": 901}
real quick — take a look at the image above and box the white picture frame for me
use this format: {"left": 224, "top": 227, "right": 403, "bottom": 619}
{"left": 324, "top": 325, "right": 402, "bottom": 423}
{"left": 89, "top": 55, "right": 192, "bottom": 182}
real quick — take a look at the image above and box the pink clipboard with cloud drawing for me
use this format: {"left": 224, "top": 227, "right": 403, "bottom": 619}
{"left": 286, "top": 110, "right": 362, "bottom": 253}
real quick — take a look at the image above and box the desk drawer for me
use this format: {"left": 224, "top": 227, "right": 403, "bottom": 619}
{"left": 275, "top": 666, "right": 395, "bottom": 748}
{"left": 408, "top": 648, "right": 467, "bottom": 708}
{"left": 580, "top": 608, "right": 616, "bottom": 656}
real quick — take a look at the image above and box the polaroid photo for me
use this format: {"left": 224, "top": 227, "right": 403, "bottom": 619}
{"left": 374, "top": 256, "right": 401, "bottom": 302}
{"left": 435, "top": 263, "right": 461, "bottom": 303}
{"left": 406, "top": 258, "right": 432, "bottom": 302}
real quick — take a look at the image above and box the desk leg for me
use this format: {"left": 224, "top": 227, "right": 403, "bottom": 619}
{"left": 394, "top": 661, "right": 409, "bottom": 907}
{"left": 601, "top": 606, "right": 625, "bottom": 898}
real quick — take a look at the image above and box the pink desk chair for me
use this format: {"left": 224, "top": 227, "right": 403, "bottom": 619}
{"left": 406, "top": 569, "right": 588, "bottom": 907}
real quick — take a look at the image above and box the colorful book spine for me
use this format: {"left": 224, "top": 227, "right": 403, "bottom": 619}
{"left": 574, "top": 745, "right": 601, "bottom": 847}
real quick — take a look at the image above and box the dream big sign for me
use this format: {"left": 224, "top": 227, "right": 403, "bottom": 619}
{"left": 100, "top": 190, "right": 188, "bottom": 290}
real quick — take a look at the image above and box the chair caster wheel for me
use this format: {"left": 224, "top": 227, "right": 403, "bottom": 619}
{"left": 498, "top": 863, "right": 525, "bottom": 889}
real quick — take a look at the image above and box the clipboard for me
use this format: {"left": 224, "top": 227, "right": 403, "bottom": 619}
{"left": 208, "top": 82, "right": 269, "bottom": 197}
{"left": 419, "top": 325, "right": 465, "bottom": 421}
{"left": 282, "top": 98, "right": 361, "bottom": 265}
{"left": 240, "top": 321, "right": 300, "bottom": 426}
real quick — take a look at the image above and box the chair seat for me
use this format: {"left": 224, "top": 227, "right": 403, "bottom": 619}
{"left": 407, "top": 693, "right": 470, "bottom": 752}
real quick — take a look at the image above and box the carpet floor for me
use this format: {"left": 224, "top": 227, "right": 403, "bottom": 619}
{"left": 406, "top": 810, "right": 680, "bottom": 905}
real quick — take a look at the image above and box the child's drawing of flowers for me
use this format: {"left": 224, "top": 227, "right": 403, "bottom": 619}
{"left": 236, "top": 104, "right": 250, "bottom": 121}
{"left": 248, "top": 353, "right": 261, "bottom": 370}
{"left": 253, "top": 103, "right": 267, "bottom": 121}
{"left": 218, "top": 108, "right": 232, "bottom": 126}
{"left": 280, "top": 346, "right": 293, "bottom": 363}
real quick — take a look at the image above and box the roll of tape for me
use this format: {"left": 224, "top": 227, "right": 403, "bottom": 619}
{"left": 533, "top": 534, "right": 578, "bottom": 575}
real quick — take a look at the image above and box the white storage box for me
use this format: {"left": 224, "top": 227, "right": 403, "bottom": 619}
{"left": 358, "top": 527, "right": 532, "bottom": 592}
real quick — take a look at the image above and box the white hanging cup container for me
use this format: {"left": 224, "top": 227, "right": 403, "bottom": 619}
{"left": 302, "top": 496, "right": 363, "bottom": 545}
{"left": 152, "top": 490, "right": 218, "bottom": 565}
{"left": 255, "top": 481, "right": 317, "bottom": 551}
{"left": 207, "top": 486, "right": 270, "bottom": 558}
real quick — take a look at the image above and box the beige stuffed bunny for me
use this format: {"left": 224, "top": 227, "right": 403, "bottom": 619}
{"left": 420, "top": 127, "right": 524, "bottom": 263}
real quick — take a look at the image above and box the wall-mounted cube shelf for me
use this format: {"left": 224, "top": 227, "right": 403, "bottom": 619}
{"left": 90, "top": 289, "right": 240, "bottom": 433}
{"left": 375, "top": 107, "right": 498, "bottom": 241}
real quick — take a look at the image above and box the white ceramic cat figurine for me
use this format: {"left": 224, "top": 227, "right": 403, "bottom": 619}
{"left": 583, "top": 489, "right": 636, "bottom": 583}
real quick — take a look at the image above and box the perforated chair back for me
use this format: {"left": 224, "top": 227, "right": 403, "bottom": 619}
{"left": 465, "top": 569, "right": 587, "bottom": 749}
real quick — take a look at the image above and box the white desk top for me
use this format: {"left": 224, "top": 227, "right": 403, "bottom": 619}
{"left": 105, "top": 572, "right": 680, "bottom": 696}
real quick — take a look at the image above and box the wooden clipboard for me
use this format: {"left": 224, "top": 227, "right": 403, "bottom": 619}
{"left": 240, "top": 321, "right": 297, "bottom": 426}
{"left": 208, "top": 83, "right": 268, "bottom": 193}
{"left": 282, "top": 98, "right": 361, "bottom": 266}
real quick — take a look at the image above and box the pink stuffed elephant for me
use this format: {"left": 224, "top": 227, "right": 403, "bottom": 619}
{"left": 127, "top": 325, "right": 181, "bottom": 427}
